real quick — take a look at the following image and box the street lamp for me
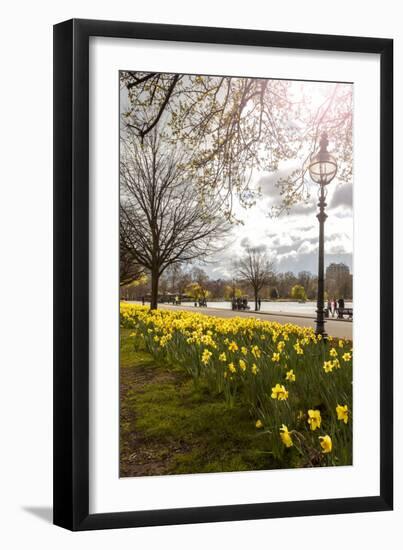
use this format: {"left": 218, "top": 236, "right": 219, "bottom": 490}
{"left": 309, "top": 132, "right": 337, "bottom": 337}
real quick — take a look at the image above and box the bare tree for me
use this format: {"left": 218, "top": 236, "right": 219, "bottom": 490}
{"left": 237, "top": 246, "right": 275, "bottom": 311}
{"left": 120, "top": 131, "right": 230, "bottom": 309}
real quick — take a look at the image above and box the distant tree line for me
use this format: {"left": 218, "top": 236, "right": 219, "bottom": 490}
{"left": 120, "top": 262, "right": 353, "bottom": 303}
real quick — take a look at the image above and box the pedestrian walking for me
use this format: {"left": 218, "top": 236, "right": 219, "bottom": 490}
{"left": 331, "top": 297, "right": 336, "bottom": 317}
{"left": 337, "top": 297, "right": 345, "bottom": 318}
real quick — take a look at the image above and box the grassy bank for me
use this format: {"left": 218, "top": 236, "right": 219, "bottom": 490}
{"left": 120, "top": 328, "right": 285, "bottom": 477}
{"left": 120, "top": 304, "right": 352, "bottom": 472}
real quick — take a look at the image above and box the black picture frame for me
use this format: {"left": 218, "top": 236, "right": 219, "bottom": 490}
{"left": 53, "top": 18, "right": 393, "bottom": 531}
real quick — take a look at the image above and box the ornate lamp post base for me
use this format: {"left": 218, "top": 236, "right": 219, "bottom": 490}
{"left": 315, "top": 318, "right": 327, "bottom": 339}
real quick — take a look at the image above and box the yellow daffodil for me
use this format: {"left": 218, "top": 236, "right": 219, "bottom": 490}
{"left": 329, "top": 348, "right": 338, "bottom": 358}
{"left": 256, "top": 419, "right": 263, "bottom": 429}
{"left": 279, "top": 424, "right": 293, "bottom": 447}
{"left": 201, "top": 349, "right": 212, "bottom": 365}
{"left": 323, "top": 360, "right": 334, "bottom": 373}
{"left": 319, "top": 435, "right": 332, "bottom": 453}
{"left": 286, "top": 369, "right": 296, "bottom": 382}
{"left": 239, "top": 359, "right": 247, "bottom": 372}
{"left": 251, "top": 345, "right": 261, "bottom": 358}
{"left": 338, "top": 339, "right": 344, "bottom": 348}
{"left": 271, "top": 383, "right": 289, "bottom": 401}
{"left": 307, "top": 409, "right": 321, "bottom": 431}
{"left": 336, "top": 404, "right": 349, "bottom": 424}
{"left": 219, "top": 352, "right": 227, "bottom": 362}
{"left": 228, "top": 341, "right": 238, "bottom": 352}
{"left": 228, "top": 362, "right": 236, "bottom": 373}
{"left": 342, "top": 352, "right": 352, "bottom": 362}
{"left": 241, "top": 346, "right": 248, "bottom": 356}
{"left": 293, "top": 342, "right": 303, "bottom": 355}
{"left": 272, "top": 352, "right": 280, "bottom": 362}
{"left": 251, "top": 363, "right": 259, "bottom": 375}
{"left": 277, "top": 341, "right": 285, "bottom": 352}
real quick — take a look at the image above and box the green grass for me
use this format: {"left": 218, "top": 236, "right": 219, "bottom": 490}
{"left": 120, "top": 329, "right": 283, "bottom": 476}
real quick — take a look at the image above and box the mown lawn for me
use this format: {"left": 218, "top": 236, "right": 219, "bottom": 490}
{"left": 120, "top": 328, "right": 283, "bottom": 477}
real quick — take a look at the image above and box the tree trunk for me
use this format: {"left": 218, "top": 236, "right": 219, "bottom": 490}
{"left": 254, "top": 289, "right": 258, "bottom": 311}
{"left": 150, "top": 269, "right": 160, "bottom": 310}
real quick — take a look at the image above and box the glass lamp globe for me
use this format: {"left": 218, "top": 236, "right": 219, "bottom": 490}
{"left": 309, "top": 132, "right": 338, "bottom": 185}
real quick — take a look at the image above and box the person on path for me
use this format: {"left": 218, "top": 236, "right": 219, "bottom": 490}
{"left": 337, "top": 297, "right": 345, "bottom": 318}
{"left": 331, "top": 297, "right": 336, "bottom": 317}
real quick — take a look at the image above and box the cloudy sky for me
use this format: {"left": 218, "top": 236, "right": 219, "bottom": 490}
{"left": 204, "top": 165, "right": 353, "bottom": 278}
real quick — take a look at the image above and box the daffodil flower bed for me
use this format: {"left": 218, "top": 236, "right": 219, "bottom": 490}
{"left": 121, "top": 303, "right": 352, "bottom": 467}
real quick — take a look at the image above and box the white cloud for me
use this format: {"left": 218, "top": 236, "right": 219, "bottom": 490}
{"left": 330, "top": 184, "right": 353, "bottom": 209}
{"left": 297, "top": 240, "right": 317, "bottom": 255}
{"left": 202, "top": 171, "right": 353, "bottom": 277}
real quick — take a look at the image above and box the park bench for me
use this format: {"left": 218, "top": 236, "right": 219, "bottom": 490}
{"left": 324, "top": 307, "right": 353, "bottom": 320}
{"left": 232, "top": 303, "right": 250, "bottom": 311}
{"left": 337, "top": 307, "right": 353, "bottom": 320}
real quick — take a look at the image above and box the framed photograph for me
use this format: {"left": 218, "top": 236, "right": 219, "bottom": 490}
{"left": 53, "top": 19, "right": 393, "bottom": 530}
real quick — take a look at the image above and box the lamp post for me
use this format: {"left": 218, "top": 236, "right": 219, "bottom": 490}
{"left": 309, "top": 132, "right": 338, "bottom": 337}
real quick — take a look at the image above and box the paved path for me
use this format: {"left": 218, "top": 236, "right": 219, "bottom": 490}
{"left": 128, "top": 302, "right": 353, "bottom": 339}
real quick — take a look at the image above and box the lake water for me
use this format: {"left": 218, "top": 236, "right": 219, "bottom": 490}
{"left": 196, "top": 300, "right": 353, "bottom": 316}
